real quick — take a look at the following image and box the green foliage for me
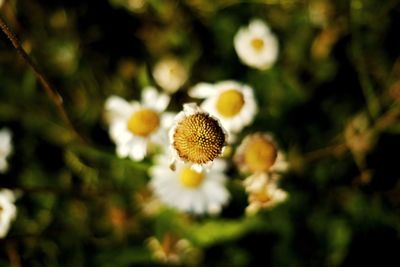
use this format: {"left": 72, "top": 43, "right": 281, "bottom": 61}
{"left": 1, "top": 0, "right": 400, "bottom": 266}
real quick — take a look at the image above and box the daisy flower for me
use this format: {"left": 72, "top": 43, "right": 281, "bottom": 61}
{"left": 149, "top": 152, "right": 230, "bottom": 215}
{"left": 234, "top": 132, "right": 288, "bottom": 174}
{"left": 169, "top": 103, "right": 228, "bottom": 172}
{"left": 153, "top": 57, "right": 188, "bottom": 94}
{"left": 234, "top": 19, "right": 279, "bottom": 70}
{"left": 0, "top": 128, "right": 12, "bottom": 173}
{"left": 105, "top": 87, "right": 174, "bottom": 161}
{"left": 0, "top": 189, "right": 17, "bottom": 238}
{"left": 243, "top": 172, "right": 288, "bottom": 215}
{"left": 189, "top": 80, "right": 257, "bottom": 137}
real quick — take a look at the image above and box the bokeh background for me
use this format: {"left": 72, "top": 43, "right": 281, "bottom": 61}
{"left": 1, "top": 0, "right": 400, "bottom": 266}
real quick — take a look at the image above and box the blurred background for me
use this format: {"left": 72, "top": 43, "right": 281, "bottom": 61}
{"left": 0, "top": 0, "right": 400, "bottom": 266}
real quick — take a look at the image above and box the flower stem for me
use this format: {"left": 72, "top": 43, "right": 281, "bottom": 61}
{"left": 0, "top": 15, "right": 86, "bottom": 143}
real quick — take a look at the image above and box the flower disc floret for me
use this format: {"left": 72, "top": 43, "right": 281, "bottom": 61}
{"left": 215, "top": 89, "right": 245, "bottom": 118}
{"left": 173, "top": 113, "right": 226, "bottom": 164}
{"left": 243, "top": 135, "right": 277, "bottom": 172}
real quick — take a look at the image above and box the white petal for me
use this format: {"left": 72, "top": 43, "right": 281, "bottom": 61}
{"left": 153, "top": 153, "right": 172, "bottom": 166}
{"left": 116, "top": 143, "right": 130, "bottom": 158}
{"left": 0, "top": 134, "right": 12, "bottom": 162}
{"left": 212, "top": 159, "right": 228, "bottom": 172}
{"left": 149, "top": 166, "right": 165, "bottom": 180}
{"left": 227, "top": 133, "right": 237, "bottom": 143}
{"left": 246, "top": 203, "right": 260, "bottom": 216}
{"left": 0, "top": 128, "right": 12, "bottom": 148}
{"left": 174, "top": 191, "right": 194, "bottom": 212}
{"left": 207, "top": 173, "right": 227, "bottom": 184}
{"left": 207, "top": 203, "right": 222, "bottom": 215}
{"left": 105, "top": 96, "right": 134, "bottom": 121}
{"left": 160, "top": 112, "right": 176, "bottom": 129}
{"left": 142, "top": 87, "right": 170, "bottom": 112}
{"left": 214, "top": 80, "right": 242, "bottom": 91}
{"left": 249, "top": 19, "right": 271, "bottom": 35}
{"left": 271, "top": 152, "right": 289, "bottom": 172}
{"left": 191, "top": 164, "right": 203, "bottom": 173}
{"left": 191, "top": 191, "right": 207, "bottom": 214}
{"left": 203, "top": 180, "right": 229, "bottom": 204}
{"left": 0, "top": 158, "right": 8, "bottom": 173}
{"left": 0, "top": 189, "right": 15, "bottom": 202}
{"left": 183, "top": 102, "right": 201, "bottom": 115}
{"left": 0, "top": 190, "right": 17, "bottom": 238}
{"left": 155, "top": 94, "right": 170, "bottom": 112}
{"left": 227, "top": 117, "right": 244, "bottom": 133}
{"left": 141, "top": 87, "right": 158, "bottom": 107}
{"left": 148, "top": 128, "right": 163, "bottom": 143}
{"left": 199, "top": 98, "right": 214, "bottom": 114}
{"left": 188, "top": 83, "right": 215, "bottom": 98}
{"left": 274, "top": 189, "right": 288, "bottom": 203}
{"left": 129, "top": 139, "right": 147, "bottom": 161}
{"left": 109, "top": 122, "right": 131, "bottom": 144}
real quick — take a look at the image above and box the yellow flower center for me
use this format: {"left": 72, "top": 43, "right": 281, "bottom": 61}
{"left": 179, "top": 167, "right": 204, "bottom": 188}
{"left": 127, "top": 108, "right": 160, "bottom": 137}
{"left": 215, "top": 89, "right": 245, "bottom": 118}
{"left": 252, "top": 191, "right": 271, "bottom": 203}
{"left": 251, "top": 38, "right": 265, "bottom": 51}
{"left": 173, "top": 113, "right": 226, "bottom": 164}
{"left": 244, "top": 135, "right": 277, "bottom": 172}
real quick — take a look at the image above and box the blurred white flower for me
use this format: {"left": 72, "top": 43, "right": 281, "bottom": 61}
{"left": 150, "top": 152, "right": 229, "bottom": 215}
{"left": 234, "top": 19, "right": 279, "bottom": 70}
{"left": 147, "top": 233, "right": 201, "bottom": 265}
{"left": 243, "top": 172, "right": 287, "bottom": 215}
{"left": 0, "top": 128, "right": 12, "bottom": 173}
{"left": 189, "top": 80, "right": 257, "bottom": 139}
{"left": 169, "top": 103, "right": 228, "bottom": 172}
{"left": 234, "top": 132, "right": 288, "bottom": 174}
{"left": 153, "top": 57, "right": 188, "bottom": 94}
{"left": 105, "top": 87, "right": 174, "bottom": 161}
{"left": 0, "top": 189, "right": 17, "bottom": 238}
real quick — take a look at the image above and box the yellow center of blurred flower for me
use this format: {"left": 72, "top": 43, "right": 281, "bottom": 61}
{"left": 244, "top": 135, "right": 277, "bottom": 172}
{"left": 252, "top": 191, "right": 271, "bottom": 203}
{"left": 168, "top": 63, "right": 179, "bottom": 76}
{"left": 251, "top": 38, "right": 265, "bottom": 51}
{"left": 215, "top": 89, "right": 245, "bottom": 118}
{"left": 179, "top": 167, "right": 204, "bottom": 188}
{"left": 127, "top": 108, "right": 160, "bottom": 137}
{"left": 173, "top": 113, "right": 226, "bottom": 164}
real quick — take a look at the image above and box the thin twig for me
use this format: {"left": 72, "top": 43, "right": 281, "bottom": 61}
{"left": 375, "top": 104, "right": 400, "bottom": 131}
{"left": 6, "top": 241, "right": 21, "bottom": 267}
{"left": 0, "top": 15, "right": 86, "bottom": 143}
{"left": 303, "top": 143, "right": 348, "bottom": 162}
{"left": 303, "top": 104, "right": 400, "bottom": 163}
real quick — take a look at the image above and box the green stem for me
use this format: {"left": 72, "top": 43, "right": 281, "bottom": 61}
{"left": 350, "top": 0, "right": 381, "bottom": 120}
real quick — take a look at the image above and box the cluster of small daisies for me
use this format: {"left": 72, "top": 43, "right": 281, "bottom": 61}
{"left": 105, "top": 19, "right": 287, "bottom": 216}
{"left": 0, "top": 128, "right": 18, "bottom": 239}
